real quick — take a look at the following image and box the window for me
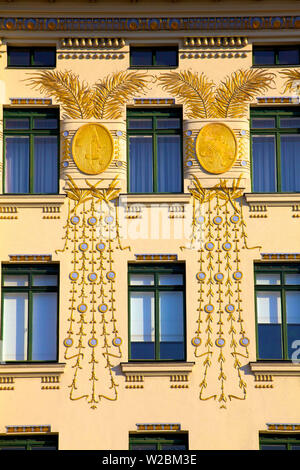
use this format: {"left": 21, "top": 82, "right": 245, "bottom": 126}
{"left": 4, "top": 108, "right": 59, "bottom": 194}
{"left": 7, "top": 47, "right": 56, "bottom": 68}
{"left": 127, "top": 109, "right": 182, "bottom": 193}
{"left": 251, "top": 108, "right": 300, "bottom": 193}
{"left": 128, "top": 264, "right": 185, "bottom": 361}
{"left": 255, "top": 264, "right": 300, "bottom": 360}
{"left": 1, "top": 264, "right": 59, "bottom": 362}
{"left": 260, "top": 434, "right": 300, "bottom": 450}
{"left": 130, "top": 46, "right": 178, "bottom": 68}
{"left": 253, "top": 46, "right": 300, "bottom": 66}
{"left": 0, "top": 435, "right": 58, "bottom": 450}
{"left": 129, "top": 433, "right": 188, "bottom": 450}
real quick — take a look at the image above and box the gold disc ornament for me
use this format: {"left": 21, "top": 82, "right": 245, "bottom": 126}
{"left": 72, "top": 123, "right": 114, "bottom": 175}
{"left": 195, "top": 123, "right": 237, "bottom": 174}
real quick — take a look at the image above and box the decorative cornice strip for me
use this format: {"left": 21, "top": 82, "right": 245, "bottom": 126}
{"left": 267, "top": 423, "right": 300, "bottom": 431}
{"left": 135, "top": 254, "right": 178, "bottom": 261}
{"left": 6, "top": 425, "right": 51, "bottom": 433}
{"left": 58, "top": 53, "right": 124, "bottom": 60}
{"left": 136, "top": 423, "right": 181, "bottom": 431}
{"left": 183, "top": 36, "right": 248, "bottom": 47}
{"left": 1, "top": 16, "right": 300, "bottom": 32}
{"left": 8, "top": 254, "right": 52, "bottom": 262}
{"left": 256, "top": 96, "right": 299, "bottom": 105}
{"left": 180, "top": 52, "right": 247, "bottom": 59}
{"left": 261, "top": 253, "right": 300, "bottom": 260}
{"left": 134, "top": 98, "right": 175, "bottom": 106}
{"left": 10, "top": 98, "right": 52, "bottom": 106}
{"left": 60, "top": 37, "right": 125, "bottom": 48}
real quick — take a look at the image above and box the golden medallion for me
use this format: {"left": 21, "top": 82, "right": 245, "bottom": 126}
{"left": 72, "top": 123, "right": 114, "bottom": 175}
{"left": 195, "top": 123, "right": 237, "bottom": 174}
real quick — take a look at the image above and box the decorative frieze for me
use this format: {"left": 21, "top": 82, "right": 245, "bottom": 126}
{"left": 136, "top": 423, "right": 181, "bottom": 431}
{"left": 134, "top": 98, "right": 175, "bottom": 106}
{"left": 8, "top": 254, "right": 52, "bottom": 262}
{"left": 261, "top": 253, "right": 300, "bottom": 260}
{"left": 254, "top": 375, "right": 274, "bottom": 389}
{"left": 0, "top": 377, "right": 14, "bottom": 391}
{"left": 256, "top": 96, "right": 299, "bottom": 105}
{"left": 58, "top": 53, "right": 125, "bottom": 60}
{"left": 249, "top": 205, "right": 268, "bottom": 218}
{"left": 60, "top": 37, "right": 126, "bottom": 48}
{"left": 6, "top": 425, "right": 51, "bottom": 434}
{"left": 267, "top": 423, "right": 300, "bottom": 432}
{"left": 9, "top": 98, "right": 52, "bottom": 106}
{"left": 183, "top": 36, "right": 248, "bottom": 47}
{"left": 180, "top": 52, "right": 248, "bottom": 59}
{"left": 41, "top": 376, "right": 60, "bottom": 390}
{"left": 134, "top": 254, "right": 178, "bottom": 261}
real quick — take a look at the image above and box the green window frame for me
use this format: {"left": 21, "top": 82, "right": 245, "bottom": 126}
{"left": 253, "top": 45, "right": 300, "bottom": 67}
{"left": 1, "top": 264, "right": 59, "bottom": 363}
{"left": 255, "top": 263, "right": 300, "bottom": 360}
{"left": 129, "top": 433, "right": 188, "bottom": 450}
{"left": 127, "top": 108, "right": 183, "bottom": 194}
{"left": 260, "top": 433, "right": 300, "bottom": 450}
{"left": 7, "top": 46, "right": 56, "bottom": 68}
{"left": 128, "top": 263, "right": 186, "bottom": 361}
{"left": 3, "top": 108, "right": 59, "bottom": 194}
{"left": 0, "top": 435, "right": 58, "bottom": 450}
{"left": 130, "top": 46, "right": 178, "bottom": 68}
{"left": 250, "top": 107, "right": 300, "bottom": 193}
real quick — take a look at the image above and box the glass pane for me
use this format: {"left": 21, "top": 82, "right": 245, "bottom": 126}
{"left": 256, "top": 273, "right": 281, "bottom": 285}
{"left": 156, "top": 49, "right": 177, "bottom": 67}
{"left": 9, "top": 48, "right": 30, "bottom": 66}
{"left": 253, "top": 49, "right": 275, "bottom": 65}
{"left": 128, "top": 119, "right": 152, "bottom": 130}
{"left": 0, "top": 446, "right": 27, "bottom": 450}
{"left": 31, "top": 446, "right": 57, "bottom": 450}
{"left": 158, "top": 274, "right": 183, "bottom": 285}
{"left": 157, "top": 135, "right": 181, "bottom": 192}
{"left": 252, "top": 118, "right": 275, "bottom": 129}
{"left": 252, "top": 136, "right": 276, "bottom": 192}
{"left": 2, "top": 293, "right": 28, "bottom": 361}
{"left": 278, "top": 48, "right": 299, "bottom": 65}
{"left": 131, "top": 445, "right": 157, "bottom": 450}
{"left": 281, "top": 135, "right": 300, "bottom": 192}
{"left": 161, "top": 445, "right": 187, "bottom": 450}
{"left": 287, "top": 325, "right": 300, "bottom": 359}
{"left": 130, "top": 292, "right": 155, "bottom": 359}
{"left": 33, "top": 118, "right": 58, "bottom": 129}
{"left": 130, "top": 274, "right": 154, "bottom": 286}
{"left": 280, "top": 118, "right": 300, "bottom": 128}
{"left": 285, "top": 274, "right": 300, "bottom": 285}
{"left": 159, "top": 291, "right": 184, "bottom": 360}
{"left": 3, "top": 275, "right": 28, "bottom": 287}
{"left": 33, "top": 136, "right": 58, "bottom": 193}
{"left": 129, "top": 136, "right": 153, "bottom": 193}
{"left": 156, "top": 118, "right": 181, "bottom": 129}
{"left": 258, "top": 324, "right": 283, "bottom": 359}
{"left": 32, "top": 293, "right": 57, "bottom": 361}
{"left": 261, "top": 444, "right": 287, "bottom": 450}
{"left": 291, "top": 445, "right": 300, "bottom": 450}
{"left": 33, "top": 48, "right": 56, "bottom": 67}
{"left": 5, "top": 118, "right": 30, "bottom": 130}
{"left": 5, "top": 136, "right": 29, "bottom": 193}
{"left": 257, "top": 291, "right": 281, "bottom": 323}
{"left": 131, "top": 49, "right": 153, "bottom": 66}
{"left": 286, "top": 292, "right": 300, "bottom": 323}
{"left": 32, "top": 275, "right": 58, "bottom": 286}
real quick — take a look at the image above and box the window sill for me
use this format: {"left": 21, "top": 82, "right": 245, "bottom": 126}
{"left": 0, "top": 194, "right": 66, "bottom": 208}
{"left": 249, "top": 361, "right": 300, "bottom": 377}
{"left": 244, "top": 192, "right": 300, "bottom": 207}
{"left": 121, "top": 361, "right": 194, "bottom": 378}
{"left": 119, "top": 193, "right": 191, "bottom": 205}
{"left": 0, "top": 362, "right": 66, "bottom": 378}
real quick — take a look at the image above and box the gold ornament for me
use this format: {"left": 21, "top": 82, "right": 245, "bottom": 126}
{"left": 72, "top": 123, "right": 114, "bottom": 175}
{"left": 195, "top": 123, "right": 237, "bottom": 174}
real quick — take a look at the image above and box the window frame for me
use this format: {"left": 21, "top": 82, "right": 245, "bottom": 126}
{"left": 7, "top": 46, "right": 56, "bottom": 68}
{"left": 1, "top": 263, "right": 59, "bottom": 363}
{"left": 259, "top": 433, "right": 300, "bottom": 450}
{"left": 0, "top": 434, "right": 58, "bottom": 450}
{"left": 128, "top": 263, "right": 186, "bottom": 362}
{"left": 250, "top": 107, "right": 300, "bottom": 193}
{"left": 253, "top": 45, "right": 300, "bottom": 67}
{"left": 129, "top": 433, "right": 188, "bottom": 450}
{"left": 254, "top": 263, "right": 300, "bottom": 361}
{"left": 127, "top": 108, "right": 183, "bottom": 194}
{"left": 130, "top": 46, "right": 178, "bottom": 69}
{"left": 3, "top": 108, "right": 60, "bottom": 195}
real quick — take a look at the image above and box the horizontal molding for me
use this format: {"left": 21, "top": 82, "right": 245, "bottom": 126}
{"left": 121, "top": 362, "right": 194, "bottom": 377}
{"left": 60, "top": 37, "right": 125, "bottom": 48}
{"left": 183, "top": 36, "right": 248, "bottom": 47}
{"left": 119, "top": 193, "right": 191, "bottom": 205}
{"left": 0, "top": 194, "right": 66, "bottom": 208}
{"left": 249, "top": 362, "right": 300, "bottom": 376}
{"left": 244, "top": 193, "right": 300, "bottom": 206}
{"left": 0, "top": 363, "right": 66, "bottom": 378}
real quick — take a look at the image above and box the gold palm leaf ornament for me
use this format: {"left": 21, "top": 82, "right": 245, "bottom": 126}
{"left": 280, "top": 69, "right": 300, "bottom": 93}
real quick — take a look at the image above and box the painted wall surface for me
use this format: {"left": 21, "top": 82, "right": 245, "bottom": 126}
{"left": 0, "top": 0, "right": 300, "bottom": 450}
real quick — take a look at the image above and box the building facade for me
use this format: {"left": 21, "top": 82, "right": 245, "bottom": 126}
{"left": 0, "top": 0, "right": 300, "bottom": 450}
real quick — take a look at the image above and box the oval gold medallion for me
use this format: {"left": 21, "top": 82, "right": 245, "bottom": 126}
{"left": 195, "top": 123, "right": 237, "bottom": 174}
{"left": 72, "top": 123, "right": 114, "bottom": 175}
